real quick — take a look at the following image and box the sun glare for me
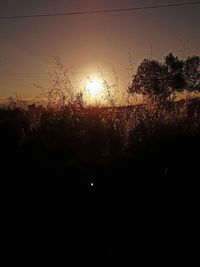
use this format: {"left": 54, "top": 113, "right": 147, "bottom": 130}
{"left": 86, "top": 79, "right": 103, "bottom": 98}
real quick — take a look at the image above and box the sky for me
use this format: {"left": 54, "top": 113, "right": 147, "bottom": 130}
{"left": 0, "top": 0, "right": 200, "bottom": 100}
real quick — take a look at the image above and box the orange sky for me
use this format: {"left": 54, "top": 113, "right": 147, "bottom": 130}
{"left": 0, "top": 0, "right": 200, "bottom": 101}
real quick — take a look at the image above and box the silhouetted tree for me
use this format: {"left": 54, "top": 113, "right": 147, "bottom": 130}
{"left": 184, "top": 56, "right": 200, "bottom": 91}
{"left": 165, "top": 53, "right": 185, "bottom": 92}
{"left": 128, "top": 53, "right": 200, "bottom": 102}
{"left": 128, "top": 59, "right": 169, "bottom": 102}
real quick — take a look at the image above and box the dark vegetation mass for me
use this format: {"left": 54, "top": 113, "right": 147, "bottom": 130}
{"left": 1, "top": 54, "right": 199, "bottom": 183}
{"left": 1, "top": 54, "right": 200, "bottom": 260}
{"left": 129, "top": 53, "right": 200, "bottom": 101}
{"left": 1, "top": 97, "right": 200, "bottom": 181}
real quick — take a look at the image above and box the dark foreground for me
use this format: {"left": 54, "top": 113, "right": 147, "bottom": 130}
{"left": 1, "top": 102, "right": 199, "bottom": 264}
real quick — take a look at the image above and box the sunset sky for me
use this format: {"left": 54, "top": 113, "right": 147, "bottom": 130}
{"left": 0, "top": 0, "right": 200, "bottom": 99}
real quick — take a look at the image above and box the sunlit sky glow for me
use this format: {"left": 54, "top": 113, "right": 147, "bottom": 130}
{"left": 0, "top": 0, "right": 200, "bottom": 102}
{"left": 86, "top": 79, "right": 103, "bottom": 97}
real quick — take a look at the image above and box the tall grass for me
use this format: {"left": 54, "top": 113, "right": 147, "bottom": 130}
{"left": 1, "top": 58, "right": 200, "bottom": 165}
{"left": 1, "top": 94, "right": 200, "bottom": 164}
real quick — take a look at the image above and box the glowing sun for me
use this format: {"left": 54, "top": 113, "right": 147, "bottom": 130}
{"left": 86, "top": 79, "right": 103, "bottom": 98}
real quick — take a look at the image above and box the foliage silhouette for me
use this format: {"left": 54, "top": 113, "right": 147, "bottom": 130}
{"left": 128, "top": 53, "right": 200, "bottom": 102}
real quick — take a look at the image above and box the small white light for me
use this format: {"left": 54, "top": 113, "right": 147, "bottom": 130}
{"left": 90, "top": 182, "right": 94, "bottom": 187}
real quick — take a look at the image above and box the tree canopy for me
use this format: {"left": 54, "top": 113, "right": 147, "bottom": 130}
{"left": 128, "top": 53, "right": 200, "bottom": 102}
